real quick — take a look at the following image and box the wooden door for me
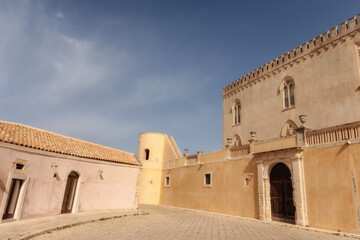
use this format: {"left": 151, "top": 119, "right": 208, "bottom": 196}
{"left": 3, "top": 179, "right": 24, "bottom": 219}
{"left": 61, "top": 172, "right": 79, "bottom": 214}
{"left": 270, "top": 163, "right": 295, "bottom": 223}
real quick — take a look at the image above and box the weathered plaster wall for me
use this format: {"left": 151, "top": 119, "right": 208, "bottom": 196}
{"left": 160, "top": 155, "right": 259, "bottom": 218}
{"left": 304, "top": 142, "right": 360, "bottom": 232}
{"left": 0, "top": 143, "right": 139, "bottom": 221}
{"left": 223, "top": 27, "right": 360, "bottom": 148}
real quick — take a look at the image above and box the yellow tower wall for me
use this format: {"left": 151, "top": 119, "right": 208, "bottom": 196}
{"left": 137, "top": 132, "right": 180, "bottom": 204}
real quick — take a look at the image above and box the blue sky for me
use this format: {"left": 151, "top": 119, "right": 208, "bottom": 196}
{"left": 0, "top": 0, "right": 358, "bottom": 154}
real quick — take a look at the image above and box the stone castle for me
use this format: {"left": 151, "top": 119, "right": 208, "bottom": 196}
{"left": 0, "top": 14, "right": 359, "bottom": 234}
{"left": 137, "top": 14, "right": 360, "bottom": 232}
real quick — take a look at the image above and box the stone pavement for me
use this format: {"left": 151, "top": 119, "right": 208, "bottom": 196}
{"left": 1, "top": 205, "right": 360, "bottom": 240}
{"left": 0, "top": 208, "right": 143, "bottom": 240}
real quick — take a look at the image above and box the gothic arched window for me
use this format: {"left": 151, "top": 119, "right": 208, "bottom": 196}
{"left": 280, "top": 78, "right": 295, "bottom": 109}
{"left": 232, "top": 100, "right": 241, "bottom": 125}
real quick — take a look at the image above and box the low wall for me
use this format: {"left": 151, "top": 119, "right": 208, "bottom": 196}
{"left": 160, "top": 151, "right": 258, "bottom": 218}
{"left": 0, "top": 143, "right": 139, "bottom": 221}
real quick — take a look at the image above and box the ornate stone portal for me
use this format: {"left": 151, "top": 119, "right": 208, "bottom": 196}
{"left": 256, "top": 148, "right": 308, "bottom": 226}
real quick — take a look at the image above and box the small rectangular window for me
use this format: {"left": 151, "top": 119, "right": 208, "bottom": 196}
{"left": 13, "top": 159, "right": 27, "bottom": 173}
{"left": 145, "top": 149, "right": 150, "bottom": 160}
{"left": 164, "top": 175, "right": 170, "bottom": 187}
{"left": 203, "top": 173, "right": 212, "bottom": 187}
{"left": 15, "top": 164, "right": 24, "bottom": 170}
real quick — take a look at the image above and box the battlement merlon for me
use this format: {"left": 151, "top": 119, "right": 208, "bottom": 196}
{"left": 223, "top": 15, "right": 360, "bottom": 99}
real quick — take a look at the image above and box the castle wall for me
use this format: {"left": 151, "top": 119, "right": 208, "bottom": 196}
{"left": 303, "top": 142, "right": 360, "bottom": 232}
{"left": 138, "top": 16, "right": 360, "bottom": 233}
{"left": 159, "top": 152, "right": 259, "bottom": 219}
{"left": 223, "top": 18, "right": 360, "bottom": 148}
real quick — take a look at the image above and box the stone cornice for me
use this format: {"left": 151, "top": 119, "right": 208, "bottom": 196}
{"left": 223, "top": 15, "right": 360, "bottom": 100}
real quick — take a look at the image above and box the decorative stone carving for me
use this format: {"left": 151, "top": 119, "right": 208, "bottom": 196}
{"left": 232, "top": 135, "right": 241, "bottom": 147}
{"left": 281, "top": 120, "right": 298, "bottom": 137}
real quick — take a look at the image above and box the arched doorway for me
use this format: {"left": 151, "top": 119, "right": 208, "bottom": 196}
{"left": 270, "top": 163, "right": 295, "bottom": 223}
{"left": 61, "top": 171, "right": 79, "bottom": 214}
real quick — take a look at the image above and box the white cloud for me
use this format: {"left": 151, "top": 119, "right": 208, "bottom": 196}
{"left": 56, "top": 12, "right": 64, "bottom": 19}
{"left": 0, "top": 2, "right": 115, "bottom": 106}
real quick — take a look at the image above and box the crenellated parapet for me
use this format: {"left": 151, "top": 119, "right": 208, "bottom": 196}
{"left": 223, "top": 15, "right": 360, "bottom": 99}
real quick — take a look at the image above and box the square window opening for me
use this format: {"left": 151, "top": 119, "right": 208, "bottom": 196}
{"left": 165, "top": 176, "right": 170, "bottom": 187}
{"left": 204, "top": 173, "right": 212, "bottom": 187}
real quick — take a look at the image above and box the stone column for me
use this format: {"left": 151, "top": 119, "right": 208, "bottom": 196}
{"left": 263, "top": 177, "right": 272, "bottom": 220}
{"left": 291, "top": 153, "right": 308, "bottom": 226}
{"left": 257, "top": 160, "right": 265, "bottom": 220}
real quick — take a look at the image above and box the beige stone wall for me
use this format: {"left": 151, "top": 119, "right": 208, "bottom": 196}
{"left": 0, "top": 143, "right": 140, "bottom": 221}
{"left": 304, "top": 142, "right": 360, "bottom": 232}
{"left": 223, "top": 24, "right": 360, "bottom": 148}
{"left": 160, "top": 153, "right": 259, "bottom": 218}
{"left": 138, "top": 127, "right": 360, "bottom": 232}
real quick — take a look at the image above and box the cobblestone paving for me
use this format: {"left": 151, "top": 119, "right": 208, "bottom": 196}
{"left": 32, "top": 205, "right": 359, "bottom": 240}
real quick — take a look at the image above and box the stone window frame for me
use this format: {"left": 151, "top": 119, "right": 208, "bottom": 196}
{"left": 0, "top": 172, "right": 30, "bottom": 223}
{"left": 231, "top": 99, "right": 241, "bottom": 126}
{"left": 256, "top": 149, "right": 308, "bottom": 226}
{"left": 164, "top": 175, "right": 170, "bottom": 187}
{"left": 279, "top": 77, "right": 296, "bottom": 110}
{"left": 203, "top": 172, "right": 212, "bottom": 187}
{"left": 12, "top": 159, "right": 28, "bottom": 174}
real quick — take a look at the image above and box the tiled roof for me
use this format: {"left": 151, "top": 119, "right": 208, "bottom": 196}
{"left": 0, "top": 120, "right": 140, "bottom": 166}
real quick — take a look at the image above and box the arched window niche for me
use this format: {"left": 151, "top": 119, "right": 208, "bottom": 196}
{"left": 280, "top": 120, "right": 298, "bottom": 137}
{"left": 145, "top": 149, "right": 150, "bottom": 160}
{"left": 231, "top": 99, "right": 241, "bottom": 125}
{"left": 232, "top": 134, "right": 242, "bottom": 147}
{"left": 279, "top": 77, "right": 295, "bottom": 109}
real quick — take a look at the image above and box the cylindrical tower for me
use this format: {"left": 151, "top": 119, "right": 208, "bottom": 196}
{"left": 138, "top": 132, "right": 167, "bottom": 166}
{"left": 137, "top": 132, "right": 166, "bottom": 204}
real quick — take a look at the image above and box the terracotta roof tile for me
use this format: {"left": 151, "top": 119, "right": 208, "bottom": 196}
{"left": 0, "top": 120, "right": 140, "bottom": 166}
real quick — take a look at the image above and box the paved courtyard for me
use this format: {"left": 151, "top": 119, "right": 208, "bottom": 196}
{"left": 21, "top": 205, "right": 359, "bottom": 240}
